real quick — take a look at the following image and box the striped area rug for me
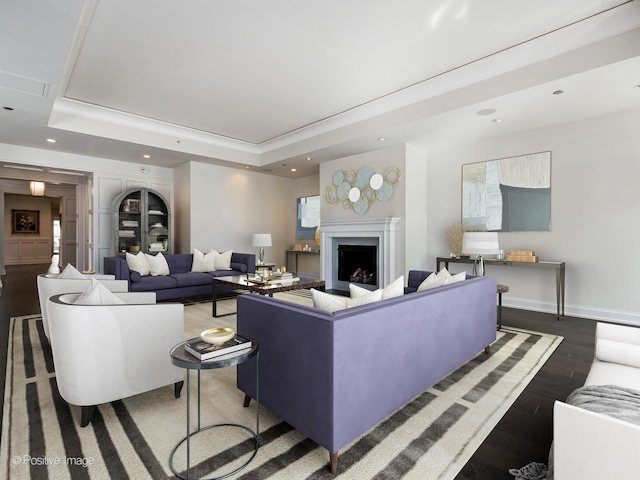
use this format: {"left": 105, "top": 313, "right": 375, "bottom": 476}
{"left": 1, "top": 294, "right": 562, "bottom": 479}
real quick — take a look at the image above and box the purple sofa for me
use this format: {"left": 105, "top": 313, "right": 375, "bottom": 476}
{"left": 103, "top": 253, "right": 255, "bottom": 301}
{"left": 236, "top": 271, "right": 497, "bottom": 474}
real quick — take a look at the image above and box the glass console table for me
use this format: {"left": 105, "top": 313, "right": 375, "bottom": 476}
{"left": 436, "top": 256, "right": 565, "bottom": 320}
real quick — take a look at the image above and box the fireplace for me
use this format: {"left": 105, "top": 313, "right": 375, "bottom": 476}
{"left": 320, "top": 217, "right": 400, "bottom": 292}
{"left": 338, "top": 244, "right": 377, "bottom": 287}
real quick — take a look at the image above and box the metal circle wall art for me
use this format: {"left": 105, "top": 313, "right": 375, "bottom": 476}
{"left": 324, "top": 165, "right": 402, "bottom": 214}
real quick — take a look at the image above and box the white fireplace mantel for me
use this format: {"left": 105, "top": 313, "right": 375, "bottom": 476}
{"left": 320, "top": 217, "right": 400, "bottom": 290}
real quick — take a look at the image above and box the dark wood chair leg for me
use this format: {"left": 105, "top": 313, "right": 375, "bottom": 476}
{"left": 174, "top": 380, "right": 184, "bottom": 398}
{"left": 243, "top": 394, "right": 252, "bottom": 407}
{"left": 484, "top": 345, "right": 491, "bottom": 355}
{"left": 330, "top": 451, "right": 338, "bottom": 474}
{"left": 80, "top": 405, "right": 96, "bottom": 427}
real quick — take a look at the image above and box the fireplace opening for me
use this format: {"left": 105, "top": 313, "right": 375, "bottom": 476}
{"left": 337, "top": 245, "right": 377, "bottom": 286}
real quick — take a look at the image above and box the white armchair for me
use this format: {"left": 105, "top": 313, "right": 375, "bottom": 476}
{"left": 46, "top": 292, "right": 185, "bottom": 426}
{"left": 37, "top": 274, "right": 129, "bottom": 338}
{"left": 554, "top": 322, "right": 640, "bottom": 479}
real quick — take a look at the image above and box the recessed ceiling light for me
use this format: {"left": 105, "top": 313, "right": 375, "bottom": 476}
{"left": 3, "top": 106, "right": 13, "bottom": 111}
{"left": 143, "top": 154, "right": 150, "bottom": 159}
{"left": 378, "top": 137, "right": 386, "bottom": 141}
{"left": 291, "top": 168, "right": 297, "bottom": 172}
{"left": 245, "top": 166, "right": 250, "bottom": 169}
{"left": 477, "top": 108, "right": 497, "bottom": 116}
{"left": 553, "top": 90, "right": 564, "bottom": 95}
{"left": 46, "top": 138, "right": 56, "bottom": 143}
{"left": 306, "top": 157, "right": 311, "bottom": 161}
{"left": 491, "top": 118, "right": 502, "bottom": 123}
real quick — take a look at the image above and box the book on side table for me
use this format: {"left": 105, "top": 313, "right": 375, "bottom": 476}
{"left": 184, "top": 335, "right": 252, "bottom": 361}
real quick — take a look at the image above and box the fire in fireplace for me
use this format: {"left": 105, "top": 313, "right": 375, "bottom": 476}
{"left": 337, "top": 244, "right": 377, "bottom": 286}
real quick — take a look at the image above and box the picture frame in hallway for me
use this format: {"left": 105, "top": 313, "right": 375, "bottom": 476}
{"left": 11, "top": 209, "right": 40, "bottom": 234}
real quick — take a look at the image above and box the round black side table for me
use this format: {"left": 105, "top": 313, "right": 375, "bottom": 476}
{"left": 169, "top": 337, "right": 259, "bottom": 480}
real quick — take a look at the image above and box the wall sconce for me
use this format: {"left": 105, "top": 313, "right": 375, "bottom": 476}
{"left": 30, "top": 181, "right": 45, "bottom": 196}
{"left": 252, "top": 233, "right": 272, "bottom": 265}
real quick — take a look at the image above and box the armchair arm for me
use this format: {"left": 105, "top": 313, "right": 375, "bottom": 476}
{"left": 554, "top": 401, "right": 640, "bottom": 479}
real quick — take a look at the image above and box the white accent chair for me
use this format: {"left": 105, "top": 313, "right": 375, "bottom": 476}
{"left": 46, "top": 292, "right": 185, "bottom": 426}
{"left": 554, "top": 323, "right": 640, "bottom": 479}
{"left": 37, "top": 273, "right": 129, "bottom": 338}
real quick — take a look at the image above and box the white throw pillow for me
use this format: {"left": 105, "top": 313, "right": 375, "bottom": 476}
{"left": 74, "top": 279, "right": 125, "bottom": 305}
{"left": 346, "top": 288, "right": 383, "bottom": 308}
{"left": 214, "top": 250, "right": 233, "bottom": 270}
{"left": 349, "top": 283, "right": 370, "bottom": 298}
{"left": 444, "top": 271, "right": 466, "bottom": 285}
{"left": 191, "top": 248, "right": 216, "bottom": 272}
{"left": 311, "top": 288, "right": 348, "bottom": 313}
{"left": 126, "top": 251, "right": 151, "bottom": 276}
{"left": 417, "top": 272, "right": 446, "bottom": 291}
{"left": 57, "top": 263, "right": 87, "bottom": 279}
{"left": 145, "top": 252, "right": 170, "bottom": 276}
{"left": 382, "top": 275, "right": 404, "bottom": 299}
{"left": 437, "top": 267, "right": 451, "bottom": 280}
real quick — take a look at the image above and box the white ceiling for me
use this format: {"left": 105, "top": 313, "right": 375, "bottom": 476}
{"left": 1, "top": 0, "right": 640, "bottom": 179}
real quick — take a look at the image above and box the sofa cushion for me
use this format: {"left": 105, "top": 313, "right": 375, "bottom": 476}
{"left": 129, "top": 275, "right": 178, "bottom": 292}
{"left": 347, "top": 288, "right": 383, "bottom": 308}
{"left": 382, "top": 275, "right": 404, "bottom": 299}
{"left": 145, "top": 252, "right": 170, "bottom": 276}
{"left": 191, "top": 248, "right": 216, "bottom": 272}
{"left": 75, "top": 279, "right": 125, "bottom": 305}
{"left": 214, "top": 250, "right": 233, "bottom": 270}
{"left": 445, "top": 271, "right": 466, "bottom": 285}
{"left": 311, "top": 288, "right": 347, "bottom": 313}
{"left": 172, "top": 272, "right": 213, "bottom": 288}
{"left": 417, "top": 272, "right": 445, "bottom": 291}
{"left": 230, "top": 262, "right": 248, "bottom": 273}
{"left": 126, "top": 252, "right": 151, "bottom": 276}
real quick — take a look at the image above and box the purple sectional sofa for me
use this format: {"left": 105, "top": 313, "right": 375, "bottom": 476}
{"left": 104, "top": 252, "right": 255, "bottom": 301}
{"left": 236, "top": 271, "right": 497, "bottom": 474}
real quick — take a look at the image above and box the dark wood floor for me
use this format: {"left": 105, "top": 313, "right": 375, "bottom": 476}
{"left": 0, "top": 263, "right": 596, "bottom": 478}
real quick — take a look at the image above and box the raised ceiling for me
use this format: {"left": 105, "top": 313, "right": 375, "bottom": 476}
{"left": 1, "top": 0, "right": 640, "bottom": 177}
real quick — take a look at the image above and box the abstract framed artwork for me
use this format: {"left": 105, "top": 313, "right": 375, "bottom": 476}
{"left": 462, "top": 151, "right": 551, "bottom": 232}
{"left": 12, "top": 209, "right": 40, "bottom": 234}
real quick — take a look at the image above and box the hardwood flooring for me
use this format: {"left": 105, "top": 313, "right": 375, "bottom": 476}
{"left": 0, "top": 264, "right": 597, "bottom": 478}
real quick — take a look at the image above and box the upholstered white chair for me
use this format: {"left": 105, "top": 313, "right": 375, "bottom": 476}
{"left": 37, "top": 273, "right": 129, "bottom": 338}
{"left": 46, "top": 291, "right": 185, "bottom": 426}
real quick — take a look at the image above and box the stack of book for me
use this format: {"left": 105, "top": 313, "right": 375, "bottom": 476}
{"left": 184, "top": 335, "right": 251, "bottom": 361}
{"left": 506, "top": 250, "right": 539, "bottom": 262}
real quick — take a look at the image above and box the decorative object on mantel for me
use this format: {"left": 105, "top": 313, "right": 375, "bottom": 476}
{"left": 324, "top": 165, "right": 402, "bottom": 214}
{"left": 506, "top": 250, "right": 539, "bottom": 262}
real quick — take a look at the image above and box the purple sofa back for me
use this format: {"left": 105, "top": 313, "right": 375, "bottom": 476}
{"left": 237, "top": 274, "right": 497, "bottom": 456}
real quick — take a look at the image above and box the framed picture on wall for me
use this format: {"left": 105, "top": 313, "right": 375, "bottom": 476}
{"left": 12, "top": 209, "right": 40, "bottom": 234}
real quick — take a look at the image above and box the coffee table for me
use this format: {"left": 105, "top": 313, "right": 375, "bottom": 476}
{"left": 212, "top": 275, "right": 325, "bottom": 317}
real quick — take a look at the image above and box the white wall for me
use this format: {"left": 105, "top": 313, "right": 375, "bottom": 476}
{"left": 186, "top": 162, "right": 294, "bottom": 267}
{"left": 425, "top": 108, "right": 640, "bottom": 324}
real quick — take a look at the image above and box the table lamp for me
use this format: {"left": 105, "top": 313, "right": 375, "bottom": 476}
{"left": 252, "top": 233, "right": 272, "bottom": 265}
{"left": 462, "top": 232, "right": 499, "bottom": 276}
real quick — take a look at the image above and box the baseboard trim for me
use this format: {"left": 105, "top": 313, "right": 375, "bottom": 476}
{"left": 504, "top": 296, "right": 640, "bottom": 326}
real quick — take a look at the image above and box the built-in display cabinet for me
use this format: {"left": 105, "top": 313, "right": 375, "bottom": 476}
{"left": 111, "top": 188, "right": 172, "bottom": 256}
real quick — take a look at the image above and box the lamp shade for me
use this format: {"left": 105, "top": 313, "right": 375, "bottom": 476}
{"left": 462, "top": 232, "right": 499, "bottom": 255}
{"left": 30, "top": 181, "right": 45, "bottom": 196}
{"left": 252, "top": 233, "right": 272, "bottom": 247}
